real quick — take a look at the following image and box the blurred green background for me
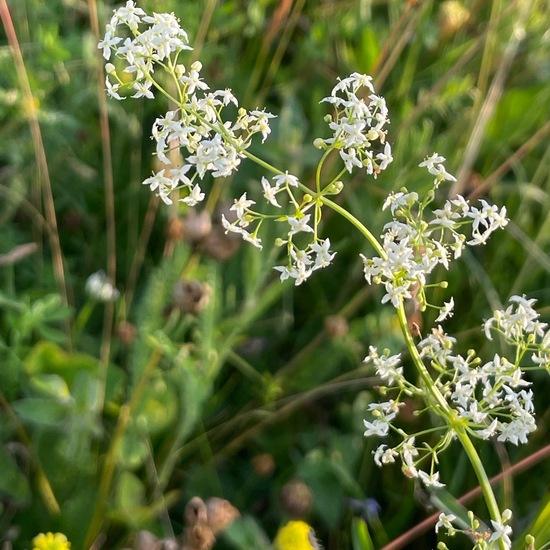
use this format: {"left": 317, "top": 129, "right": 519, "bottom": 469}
{"left": 1, "top": 0, "right": 550, "bottom": 549}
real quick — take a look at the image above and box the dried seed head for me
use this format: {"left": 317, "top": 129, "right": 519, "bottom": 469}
{"left": 324, "top": 315, "right": 348, "bottom": 339}
{"left": 280, "top": 480, "right": 313, "bottom": 518}
{"left": 252, "top": 452, "right": 276, "bottom": 477}
{"left": 172, "top": 280, "right": 211, "bottom": 314}
{"left": 205, "top": 497, "right": 240, "bottom": 535}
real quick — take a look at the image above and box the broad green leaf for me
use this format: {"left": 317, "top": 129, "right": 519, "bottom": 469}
{"left": 135, "top": 375, "right": 177, "bottom": 435}
{"left": 297, "top": 450, "right": 344, "bottom": 527}
{"left": 221, "top": 515, "right": 272, "bottom": 550}
{"left": 12, "top": 397, "right": 69, "bottom": 426}
{"left": 116, "top": 470, "right": 146, "bottom": 510}
{"left": 116, "top": 425, "right": 148, "bottom": 470}
{"left": 23, "top": 341, "right": 100, "bottom": 386}
{"left": 28, "top": 373, "right": 71, "bottom": 401}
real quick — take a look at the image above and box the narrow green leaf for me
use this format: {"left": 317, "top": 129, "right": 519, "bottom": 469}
{"left": 351, "top": 518, "right": 374, "bottom": 550}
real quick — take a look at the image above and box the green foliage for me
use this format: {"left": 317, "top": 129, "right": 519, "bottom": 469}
{"left": 1, "top": 0, "right": 550, "bottom": 549}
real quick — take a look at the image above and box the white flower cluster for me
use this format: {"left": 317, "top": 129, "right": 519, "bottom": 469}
{"left": 420, "top": 324, "right": 537, "bottom": 446}
{"left": 436, "top": 509, "right": 514, "bottom": 550}
{"left": 99, "top": 2, "right": 191, "bottom": 99}
{"left": 143, "top": 100, "right": 275, "bottom": 205}
{"left": 361, "top": 154, "right": 508, "bottom": 311}
{"left": 98, "top": 2, "right": 277, "bottom": 206}
{"left": 365, "top": 296, "right": 549, "bottom": 492}
{"left": 220, "top": 179, "right": 337, "bottom": 285}
{"left": 317, "top": 73, "right": 393, "bottom": 177}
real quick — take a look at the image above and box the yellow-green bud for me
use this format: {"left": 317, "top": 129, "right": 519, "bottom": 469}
{"left": 325, "top": 181, "right": 344, "bottom": 195}
{"left": 313, "top": 138, "right": 326, "bottom": 149}
{"left": 175, "top": 64, "right": 185, "bottom": 78}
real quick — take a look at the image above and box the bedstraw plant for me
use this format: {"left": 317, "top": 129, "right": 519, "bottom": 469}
{"left": 97, "top": 3, "right": 549, "bottom": 549}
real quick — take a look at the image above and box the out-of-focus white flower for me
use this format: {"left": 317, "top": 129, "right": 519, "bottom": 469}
{"left": 85, "top": 271, "right": 120, "bottom": 302}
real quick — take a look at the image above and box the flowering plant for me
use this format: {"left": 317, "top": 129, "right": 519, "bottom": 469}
{"left": 97, "top": 2, "right": 548, "bottom": 549}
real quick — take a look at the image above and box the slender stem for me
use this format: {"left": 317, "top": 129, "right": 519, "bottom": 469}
{"left": 319, "top": 196, "right": 386, "bottom": 258}
{"left": 88, "top": 0, "right": 117, "bottom": 413}
{"left": 0, "top": 0, "right": 69, "bottom": 312}
{"left": 83, "top": 350, "right": 161, "bottom": 550}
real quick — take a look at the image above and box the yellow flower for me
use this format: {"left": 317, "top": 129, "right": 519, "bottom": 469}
{"left": 32, "top": 532, "right": 71, "bottom": 550}
{"left": 273, "top": 520, "right": 322, "bottom": 550}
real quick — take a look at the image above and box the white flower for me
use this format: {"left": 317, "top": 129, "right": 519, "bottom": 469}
{"left": 230, "top": 192, "right": 255, "bottom": 219}
{"left": 418, "top": 470, "right": 445, "bottom": 488}
{"left": 340, "top": 148, "right": 363, "bottom": 173}
{"left": 248, "top": 109, "right": 277, "bottom": 142}
{"left": 85, "top": 271, "right": 120, "bottom": 302}
{"left": 309, "top": 239, "right": 336, "bottom": 269}
{"left": 273, "top": 264, "right": 293, "bottom": 282}
{"left": 435, "top": 297, "right": 455, "bottom": 323}
{"left": 112, "top": 1, "right": 146, "bottom": 32}
{"left": 376, "top": 142, "right": 393, "bottom": 171}
{"left": 382, "top": 191, "right": 418, "bottom": 215}
{"left": 105, "top": 77, "right": 124, "bottom": 100}
{"left": 489, "top": 518, "right": 512, "bottom": 549}
{"left": 272, "top": 171, "right": 299, "bottom": 188}
{"left": 364, "top": 346, "right": 403, "bottom": 386}
{"left": 373, "top": 444, "right": 398, "bottom": 466}
{"left": 143, "top": 169, "right": 176, "bottom": 204}
{"left": 291, "top": 261, "right": 313, "bottom": 285}
{"left": 419, "top": 153, "right": 446, "bottom": 171}
{"left": 428, "top": 163, "right": 456, "bottom": 185}
{"left": 400, "top": 437, "right": 419, "bottom": 476}
{"left": 363, "top": 418, "right": 391, "bottom": 437}
{"left": 98, "top": 26, "right": 121, "bottom": 60}
{"left": 179, "top": 61, "right": 209, "bottom": 94}
{"left": 180, "top": 184, "right": 205, "bottom": 206}
{"left": 242, "top": 232, "right": 263, "bottom": 250}
{"left": 381, "top": 281, "right": 412, "bottom": 308}
{"left": 435, "top": 512, "right": 456, "bottom": 534}
{"left": 132, "top": 79, "right": 154, "bottom": 99}
{"left": 261, "top": 177, "right": 281, "bottom": 207}
{"left": 476, "top": 418, "right": 499, "bottom": 440}
{"left": 287, "top": 215, "right": 314, "bottom": 236}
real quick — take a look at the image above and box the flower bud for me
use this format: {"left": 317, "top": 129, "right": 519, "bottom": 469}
{"left": 325, "top": 181, "right": 344, "bottom": 195}
{"left": 313, "top": 138, "right": 326, "bottom": 149}
{"left": 105, "top": 63, "right": 116, "bottom": 75}
{"left": 175, "top": 64, "right": 185, "bottom": 78}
